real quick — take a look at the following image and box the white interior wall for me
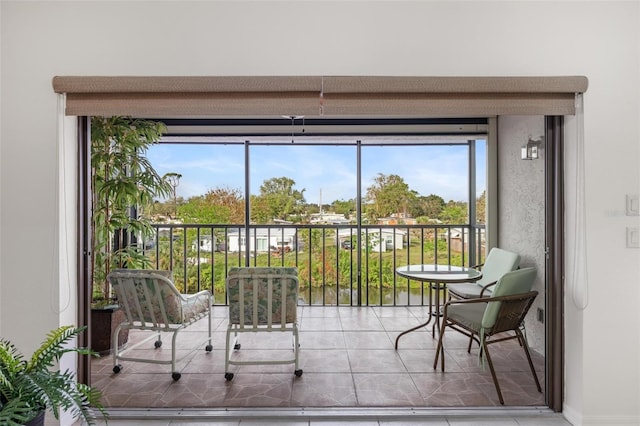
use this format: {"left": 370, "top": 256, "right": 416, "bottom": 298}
{"left": 1, "top": 1, "right": 639, "bottom": 425}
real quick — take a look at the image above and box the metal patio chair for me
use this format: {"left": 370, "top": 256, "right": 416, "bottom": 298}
{"left": 433, "top": 267, "right": 542, "bottom": 405}
{"left": 107, "top": 269, "right": 213, "bottom": 381}
{"left": 224, "top": 266, "right": 302, "bottom": 381}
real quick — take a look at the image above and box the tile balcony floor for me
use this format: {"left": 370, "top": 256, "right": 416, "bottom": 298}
{"left": 89, "top": 305, "right": 562, "bottom": 424}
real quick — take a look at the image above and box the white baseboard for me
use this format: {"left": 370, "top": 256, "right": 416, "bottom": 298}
{"left": 563, "top": 403, "right": 581, "bottom": 426}
{"left": 563, "top": 404, "right": 640, "bottom": 426}
{"left": 582, "top": 416, "right": 640, "bottom": 425}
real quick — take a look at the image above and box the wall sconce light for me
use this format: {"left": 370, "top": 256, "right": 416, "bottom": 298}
{"left": 521, "top": 136, "right": 542, "bottom": 160}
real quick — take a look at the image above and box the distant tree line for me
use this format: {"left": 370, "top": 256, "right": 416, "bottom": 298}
{"left": 148, "top": 173, "right": 485, "bottom": 225}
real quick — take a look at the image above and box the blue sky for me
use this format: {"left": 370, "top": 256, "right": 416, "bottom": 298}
{"left": 146, "top": 140, "right": 486, "bottom": 205}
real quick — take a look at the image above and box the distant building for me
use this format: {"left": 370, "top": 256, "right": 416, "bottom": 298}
{"left": 336, "top": 228, "right": 407, "bottom": 252}
{"left": 444, "top": 228, "right": 486, "bottom": 253}
{"left": 309, "top": 212, "right": 351, "bottom": 224}
{"left": 377, "top": 213, "right": 417, "bottom": 225}
{"left": 227, "top": 228, "right": 298, "bottom": 253}
{"left": 191, "top": 235, "right": 216, "bottom": 253}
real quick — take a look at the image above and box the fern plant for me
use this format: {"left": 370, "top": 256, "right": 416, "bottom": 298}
{"left": 0, "top": 326, "right": 105, "bottom": 425}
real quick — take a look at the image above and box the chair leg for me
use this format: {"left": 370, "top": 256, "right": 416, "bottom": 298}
{"left": 517, "top": 328, "right": 542, "bottom": 392}
{"left": 207, "top": 309, "right": 213, "bottom": 348}
{"left": 293, "top": 324, "right": 303, "bottom": 377}
{"left": 224, "top": 326, "right": 232, "bottom": 374}
{"left": 482, "top": 341, "right": 505, "bottom": 405}
{"left": 170, "top": 328, "right": 182, "bottom": 381}
{"left": 518, "top": 324, "right": 527, "bottom": 347}
{"left": 112, "top": 321, "right": 123, "bottom": 370}
{"left": 433, "top": 322, "right": 447, "bottom": 371}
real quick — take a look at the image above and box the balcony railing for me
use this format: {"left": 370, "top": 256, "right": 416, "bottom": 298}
{"left": 142, "top": 223, "right": 485, "bottom": 306}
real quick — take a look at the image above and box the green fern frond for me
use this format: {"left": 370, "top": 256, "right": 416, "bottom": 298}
{"left": 27, "top": 326, "right": 74, "bottom": 371}
{"left": 0, "top": 340, "right": 25, "bottom": 375}
{"left": 0, "top": 397, "right": 38, "bottom": 426}
{"left": 0, "top": 341, "right": 25, "bottom": 404}
{"left": 27, "top": 326, "right": 86, "bottom": 372}
{"left": 0, "top": 326, "right": 104, "bottom": 425}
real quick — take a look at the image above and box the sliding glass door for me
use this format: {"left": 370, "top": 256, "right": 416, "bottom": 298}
{"left": 145, "top": 134, "right": 487, "bottom": 306}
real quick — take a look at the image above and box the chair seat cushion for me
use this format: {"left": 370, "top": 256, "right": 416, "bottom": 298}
{"left": 448, "top": 283, "right": 490, "bottom": 299}
{"left": 447, "top": 302, "right": 488, "bottom": 332}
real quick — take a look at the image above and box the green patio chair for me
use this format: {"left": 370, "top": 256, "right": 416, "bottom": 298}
{"left": 447, "top": 247, "right": 520, "bottom": 300}
{"left": 433, "top": 267, "right": 542, "bottom": 405}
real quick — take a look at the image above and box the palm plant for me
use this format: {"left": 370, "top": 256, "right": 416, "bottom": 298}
{"left": 91, "top": 116, "right": 173, "bottom": 304}
{"left": 0, "top": 326, "right": 105, "bottom": 425}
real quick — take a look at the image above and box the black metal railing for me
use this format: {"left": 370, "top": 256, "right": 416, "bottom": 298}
{"left": 142, "top": 223, "right": 485, "bottom": 306}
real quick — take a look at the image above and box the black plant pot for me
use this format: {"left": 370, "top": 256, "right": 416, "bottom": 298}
{"left": 91, "top": 306, "right": 129, "bottom": 355}
{"left": 25, "top": 411, "right": 45, "bottom": 426}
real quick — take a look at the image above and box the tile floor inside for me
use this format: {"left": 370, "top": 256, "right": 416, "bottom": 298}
{"left": 91, "top": 304, "right": 546, "bottom": 415}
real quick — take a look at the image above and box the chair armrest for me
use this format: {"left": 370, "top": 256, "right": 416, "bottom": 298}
{"left": 443, "top": 295, "right": 490, "bottom": 310}
{"left": 181, "top": 289, "right": 212, "bottom": 300}
{"left": 479, "top": 281, "right": 498, "bottom": 297}
{"left": 444, "top": 290, "right": 538, "bottom": 308}
{"left": 182, "top": 290, "right": 213, "bottom": 310}
{"left": 181, "top": 290, "right": 212, "bottom": 322}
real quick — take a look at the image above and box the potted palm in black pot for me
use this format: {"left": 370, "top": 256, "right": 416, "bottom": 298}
{"left": 0, "top": 326, "right": 105, "bottom": 426}
{"left": 90, "top": 116, "right": 173, "bottom": 353}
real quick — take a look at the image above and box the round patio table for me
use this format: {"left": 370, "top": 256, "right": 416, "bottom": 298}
{"left": 394, "top": 264, "right": 482, "bottom": 350}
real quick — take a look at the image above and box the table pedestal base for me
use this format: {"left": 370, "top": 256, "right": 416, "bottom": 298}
{"left": 394, "top": 282, "right": 446, "bottom": 349}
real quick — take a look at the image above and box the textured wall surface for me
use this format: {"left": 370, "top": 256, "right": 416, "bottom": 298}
{"left": 497, "top": 116, "right": 546, "bottom": 352}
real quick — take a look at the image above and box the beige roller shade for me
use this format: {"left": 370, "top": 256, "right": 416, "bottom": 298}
{"left": 52, "top": 75, "right": 588, "bottom": 117}
{"left": 321, "top": 76, "right": 586, "bottom": 116}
